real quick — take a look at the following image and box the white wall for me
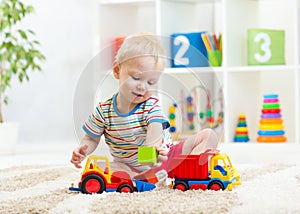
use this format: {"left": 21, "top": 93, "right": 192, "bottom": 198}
{"left": 3, "top": 0, "right": 94, "bottom": 144}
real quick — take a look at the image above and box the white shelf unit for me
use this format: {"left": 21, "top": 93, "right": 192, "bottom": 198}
{"left": 93, "top": 0, "right": 300, "bottom": 144}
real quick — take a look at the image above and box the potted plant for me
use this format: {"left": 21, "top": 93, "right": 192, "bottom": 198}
{"left": 0, "top": 0, "right": 45, "bottom": 153}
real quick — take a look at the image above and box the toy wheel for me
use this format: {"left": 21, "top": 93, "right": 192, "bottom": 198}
{"left": 174, "top": 181, "right": 188, "bottom": 191}
{"left": 117, "top": 184, "right": 134, "bottom": 193}
{"left": 81, "top": 174, "right": 105, "bottom": 194}
{"left": 208, "top": 180, "right": 224, "bottom": 191}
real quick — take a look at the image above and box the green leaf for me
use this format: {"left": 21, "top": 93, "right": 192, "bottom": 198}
{"left": 35, "top": 64, "right": 42, "bottom": 71}
{"left": 18, "top": 29, "right": 27, "bottom": 39}
{"left": 11, "top": 64, "right": 17, "bottom": 74}
{"left": 4, "top": 96, "right": 8, "bottom": 105}
{"left": 5, "top": 32, "right": 11, "bottom": 38}
{"left": 26, "top": 5, "right": 34, "bottom": 13}
{"left": 33, "top": 40, "right": 40, "bottom": 45}
{"left": 28, "top": 29, "right": 35, "bottom": 35}
{"left": 18, "top": 72, "right": 23, "bottom": 83}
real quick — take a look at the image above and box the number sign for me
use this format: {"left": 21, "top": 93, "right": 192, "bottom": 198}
{"left": 248, "top": 29, "right": 285, "bottom": 65}
{"left": 171, "top": 32, "right": 208, "bottom": 67}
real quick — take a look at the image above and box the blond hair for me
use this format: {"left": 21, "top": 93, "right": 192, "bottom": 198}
{"left": 114, "top": 33, "right": 166, "bottom": 66}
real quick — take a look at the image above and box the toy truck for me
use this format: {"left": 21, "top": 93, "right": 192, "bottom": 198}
{"left": 168, "top": 149, "right": 241, "bottom": 191}
{"left": 69, "top": 155, "right": 156, "bottom": 194}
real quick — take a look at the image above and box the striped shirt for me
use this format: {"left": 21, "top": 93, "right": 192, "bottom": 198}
{"left": 83, "top": 93, "right": 173, "bottom": 171}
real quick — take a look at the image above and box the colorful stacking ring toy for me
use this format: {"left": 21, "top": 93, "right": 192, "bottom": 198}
{"left": 257, "top": 94, "right": 286, "bottom": 143}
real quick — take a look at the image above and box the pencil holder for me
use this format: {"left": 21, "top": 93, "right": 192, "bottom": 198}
{"left": 207, "top": 50, "right": 222, "bottom": 66}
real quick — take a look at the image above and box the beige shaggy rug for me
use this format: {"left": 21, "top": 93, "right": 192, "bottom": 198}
{"left": 1, "top": 161, "right": 300, "bottom": 214}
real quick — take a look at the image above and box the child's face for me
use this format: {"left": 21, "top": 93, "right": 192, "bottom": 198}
{"left": 113, "top": 56, "right": 165, "bottom": 106}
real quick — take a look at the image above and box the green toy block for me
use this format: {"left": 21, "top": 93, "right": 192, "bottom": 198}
{"left": 138, "top": 146, "right": 158, "bottom": 165}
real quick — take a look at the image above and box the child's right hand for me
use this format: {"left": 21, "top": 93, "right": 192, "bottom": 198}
{"left": 71, "top": 144, "right": 88, "bottom": 168}
{"left": 155, "top": 146, "right": 168, "bottom": 163}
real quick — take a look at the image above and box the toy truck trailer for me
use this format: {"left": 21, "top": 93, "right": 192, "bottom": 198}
{"left": 169, "top": 149, "right": 240, "bottom": 191}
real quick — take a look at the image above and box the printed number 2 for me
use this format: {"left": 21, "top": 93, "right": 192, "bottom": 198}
{"left": 174, "top": 35, "right": 190, "bottom": 65}
{"left": 254, "top": 32, "right": 272, "bottom": 63}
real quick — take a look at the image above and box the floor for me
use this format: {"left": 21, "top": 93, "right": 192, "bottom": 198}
{"left": 1, "top": 142, "right": 300, "bottom": 213}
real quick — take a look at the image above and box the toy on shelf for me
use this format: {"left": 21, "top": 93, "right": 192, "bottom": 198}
{"left": 168, "top": 149, "right": 240, "bottom": 191}
{"left": 171, "top": 32, "right": 208, "bottom": 68}
{"left": 234, "top": 113, "right": 250, "bottom": 143}
{"left": 201, "top": 32, "right": 222, "bottom": 66}
{"left": 257, "top": 94, "right": 287, "bottom": 143}
{"left": 168, "top": 103, "right": 177, "bottom": 133}
{"left": 114, "top": 36, "right": 126, "bottom": 57}
{"left": 191, "top": 86, "right": 224, "bottom": 129}
{"left": 69, "top": 155, "right": 156, "bottom": 194}
{"left": 248, "top": 28, "right": 285, "bottom": 65}
{"left": 186, "top": 96, "right": 195, "bottom": 131}
{"left": 169, "top": 86, "right": 224, "bottom": 141}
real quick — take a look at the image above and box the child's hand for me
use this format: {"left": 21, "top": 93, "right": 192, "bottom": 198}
{"left": 71, "top": 144, "right": 88, "bottom": 168}
{"left": 155, "top": 146, "right": 168, "bottom": 163}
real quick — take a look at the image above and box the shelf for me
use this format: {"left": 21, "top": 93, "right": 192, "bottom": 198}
{"left": 165, "top": 66, "right": 223, "bottom": 74}
{"left": 165, "top": 65, "right": 297, "bottom": 74}
{"left": 99, "top": 0, "right": 154, "bottom": 5}
{"left": 99, "top": 0, "right": 220, "bottom": 4}
{"left": 163, "top": 0, "right": 220, "bottom": 3}
{"left": 226, "top": 65, "right": 297, "bottom": 72}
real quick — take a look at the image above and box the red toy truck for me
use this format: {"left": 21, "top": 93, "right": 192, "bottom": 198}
{"left": 168, "top": 149, "right": 240, "bottom": 191}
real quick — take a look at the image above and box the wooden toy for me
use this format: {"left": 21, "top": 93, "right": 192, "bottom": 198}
{"left": 192, "top": 86, "right": 224, "bottom": 129}
{"left": 171, "top": 32, "right": 208, "bottom": 67}
{"left": 248, "top": 28, "right": 285, "bottom": 65}
{"left": 168, "top": 103, "right": 177, "bottom": 133}
{"left": 186, "top": 96, "right": 195, "bottom": 130}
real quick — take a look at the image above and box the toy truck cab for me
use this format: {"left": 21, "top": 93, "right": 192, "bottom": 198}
{"left": 209, "top": 152, "right": 241, "bottom": 191}
{"left": 78, "top": 155, "right": 134, "bottom": 194}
